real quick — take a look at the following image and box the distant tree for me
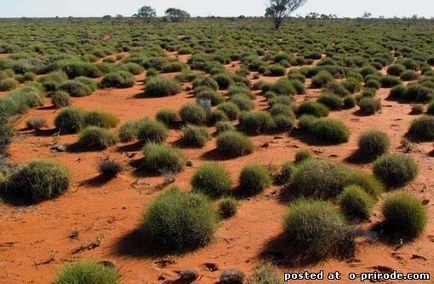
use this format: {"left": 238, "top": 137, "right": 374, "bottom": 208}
{"left": 116, "top": 14, "right": 124, "bottom": 19}
{"left": 362, "top": 12, "right": 372, "bottom": 19}
{"left": 165, "top": 8, "right": 190, "bottom": 22}
{"left": 265, "top": 0, "right": 307, "bottom": 30}
{"left": 306, "top": 12, "right": 319, "bottom": 19}
{"left": 102, "top": 15, "right": 112, "bottom": 20}
{"left": 133, "top": 6, "right": 156, "bottom": 23}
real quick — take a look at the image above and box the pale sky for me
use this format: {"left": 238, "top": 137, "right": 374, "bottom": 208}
{"left": 0, "top": 0, "right": 433, "bottom": 18}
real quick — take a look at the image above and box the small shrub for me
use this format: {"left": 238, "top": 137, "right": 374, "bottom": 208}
{"left": 196, "top": 88, "right": 225, "bottom": 106}
{"left": 144, "top": 76, "right": 181, "bottom": 97}
{"left": 411, "top": 104, "right": 424, "bottom": 114}
{"left": 275, "top": 161, "right": 294, "bottom": 185}
{"left": 58, "top": 80, "right": 93, "bottom": 97}
{"left": 192, "top": 163, "right": 232, "bottom": 198}
{"left": 239, "top": 164, "right": 272, "bottom": 196}
{"left": 62, "top": 62, "right": 102, "bottom": 78}
{"left": 338, "top": 185, "right": 374, "bottom": 222}
{"left": 54, "top": 107, "right": 87, "bottom": 134}
{"left": 297, "top": 101, "right": 329, "bottom": 117}
{"left": 400, "top": 70, "right": 419, "bottom": 81}
{"left": 6, "top": 159, "right": 70, "bottom": 204}
{"left": 180, "top": 104, "right": 207, "bottom": 125}
{"left": 266, "top": 65, "right": 286, "bottom": 76}
{"left": 381, "top": 192, "right": 427, "bottom": 241}
{"left": 140, "top": 188, "right": 218, "bottom": 252}
{"left": 220, "top": 269, "right": 245, "bottom": 284}
{"left": 269, "top": 104, "right": 295, "bottom": 118}
{"left": 426, "top": 101, "right": 434, "bottom": 115}
{"left": 215, "top": 121, "right": 235, "bottom": 133}
{"left": 84, "top": 111, "right": 119, "bottom": 128}
{"left": 100, "top": 71, "right": 135, "bottom": 88}
{"left": 311, "top": 70, "right": 335, "bottom": 88}
{"left": 98, "top": 159, "right": 123, "bottom": 177}
{"left": 310, "top": 119, "right": 350, "bottom": 144}
{"left": 239, "top": 111, "right": 275, "bottom": 135}
{"left": 283, "top": 199, "right": 352, "bottom": 262}
{"left": 156, "top": 108, "right": 178, "bottom": 126}
{"left": 273, "top": 114, "right": 295, "bottom": 132}
{"left": 317, "top": 93, "right": 344, "bottom": 110}
{"left": 343, "top": 96, "right": 356, "bottom": 109}
{"left": 373, "top": 154, "right": 418, "bottom": 188}
{"left": 193, "top": 76, "right": 219, "bottom": 90}
{"left": 386, "top": 64, "right": 406, "bottom": 76}
{"left": 136, "top": 119, "right": 168, "bottom": 144}
{"left": 408, "top": 116, "right": 434, "bottom": 141}
{"left": 141, "top": 143, "right": 186, "bottom": 173}
{"left": 388, "top": 85, "right": 406, "bottom": 100}
{"left": 180, "top": 125, "right": 210, "bottom": 147}
{"left": 77, "top": 127, "right": 118, "bottom": 149}
{"left": 51, "top": 91, "right": 71, "bottom": 108}
{"left": 218, "top": 197, "right": 239, "bottom": 219}
{"left": 270, "top": 78, "right": 296, "bottom": 96}
{"left": 326, "top": 82, "right": 349, "bottom": 97}
{"left": 118, "top": 120, "right": 137, "bottom": 143}
{"left": 217, "top": 102, "right": 240, "bottom": 121}
{"left": 161, "top": 61, "right": 184, "bottom": 73}
{"left": 358, "top": 97, "right": 381, "bottom": 115}
{"left": 230, "top": 94, "right": 254, "bottom": 111}
{"left": 380, "top": 76, "right": 401, "bottom": 88}
{"left": 212, "top": 73, "right": 234, "bottom": 90}
{"left": 53, "top": 260, "right": 120, "bottom": 284}
{"left": 216, "top": 131, "right": 254, "bottom": 158}
{"left": 0, "top": 78, "right": 19, "bottom": 91}
{"left": 297, "top": 114, "right": 318, "bottom": 131}
{"left": 295, "top": 149, "right": 312, "bottom": 163}
{"left": 357, "top": 130, "right": 390, "bottom": 160}
{"left": 246, "top": 263, "right": 280, "bottom": 284}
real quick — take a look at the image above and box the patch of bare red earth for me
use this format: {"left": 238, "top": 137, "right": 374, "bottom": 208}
{"left": 0, "top": 74, "right": 433, "bottom": 283}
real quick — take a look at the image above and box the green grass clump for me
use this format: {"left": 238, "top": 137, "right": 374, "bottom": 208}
{"left": 156, "top": 108, "right": 178, "bottom": 126}
{"left": 193, "top": 76, "right": 219, "bottom": 90}
{"left": 180, "top": 125, "right": 210, "bottom": 147}
{"left": 381, "top": 192, "right": 427, "bottom": 241}
{"left": 53, "top": 260, "right": 120, "bottom": 284}
{"left": 212, "top": 73, "right": 234, "bottom": 90}
{"left": 0, "top": 78, "right": 19, "bottom": 91}
{"left": 84, "top": 110, "right": 120, "bottom": 128}
{"left": 357, "top": 130, "right": 390, "bottom": 160}
{"left": 217, "top": 102, "right": 240, "bottom": 121}
{"left": 386, "top": 64, "right": 406, "bottom": 76}
{"left": 358, "top": 97, "right": 381, "bottom": 115}
{"left": 192, "top": 163, "right": 232, "bottom": 198}
{"left": 141, "top": 143, "right": 186, "bottom": 174}
{"left": 58, "top": 80, "right": 93, "bottom": 97}
{"left": 215, "top": 121, "right": 236, "bottom": 134}
{"left": 311, "top": 70, "right": 335, "bottom": 88}
{"left": 6, "top": 159, "right": 70, "bottom": 204}
{"left": 62, "top": 62, "right": 102, "bottom": 78}
{"left": 338, "top": 185, "right": 375, "bottom": 222}
{"left": 247, "top": 263, "right": 280, "bottom": 284}
{"left": 230, "top": 94, "right": 254, "bottom": 111}
{"left": 310, "top": 118, "right": 350, "bottom": 144}
{"left": 180, "top": 104, "right": 208, "bottom": 125}
{"left": 380, "top": 76, "right": 401, "bottom": 88}
{"left": 218, "top": 197, "right": 239, "bottom": 219}
{"left": 283, "top": 199, "right": 352, "bottom": 262}
{"left": 195, "top": 88, "right": 225, "bottom": 106}
{"left": 136, "top": 119, "right": 168, "bottom": 144}
{"left": 77, "top": 126, "right": 118, "bottom": 149}
{"left": 275, "top": 161, "right": 294, "bottom": 185}
{"left": 317, "top": 93, "right": 343, "bottom": 110}
{"left": 297, "top": 114, "right": 318, "bottom": 131}
{"left": 100, "top": 71, "right": 135, "bottom": 88}
{"left": 54, "top": 107, "right": 87, "bottom": 134}
{"left": 239, "top": 164, "right": 272, "bottom": 196}
{"left": 408, "top": 116, "right": 434, "bottom": 141}
{"left": 143, "top": 76, "right": 181, "bottom": 97}
{"left": 51, "top": 91, "right": 71, "bottom": 108}
{"left": 118, "top": 120, "right": 138, "bottom": 143}
{"left": 297, "top": 101, "right": 330, "bottom": 117}
{"left": 411, "top": 104, "right": 424, "bottom": 114}
{"left": 216, "top": 131, "right": 254, "bottom": 158}
{"left": 373, "top": 154, "right": 418, "bottom": 188}
{"left": 141, "top": 188, "right": 218, "bottom": 253}
{"left": 295, "top": 149, "right": 312, "bottom": 163}
{"left": 239, "top": 111, "right": 275, "bottom": 135}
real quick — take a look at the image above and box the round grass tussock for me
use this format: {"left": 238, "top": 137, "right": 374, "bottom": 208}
{"left": 118, "top": 120, "right": 137, "bottom": 143}
{"left": 357, "top": 130, "right": 390, "bottom": 160}
{"left": 297, "top": 101, "right": 330, "bottom": 118}
{"left": 310, "top": 119, "right": 350, "bottom": 144}
{"left": 180, "top": 125, "right": 210, "bottom": 147}
{"left": 338, "top": 185, "right": 375, "bottom": 222}
{"left": 408, "top": 116, "right": 434, "bottom": 141}
{"left": 297, "top": 115, "right": 318, "bottom": 131}
{"left": 84, "top": 110, "right": 120, "bottom": 129}
{"left": 7, "top": 159, "right": 70, "bottom": 204}
{"left": 295, "top": 149, "right": 312, "bottom": 164}
{"left": 317, "top": 93, "right": 344, "bottom": 110}
{"left": 100, "top": 71, "right": 135, "bottom": 88}
{"left": 141, "top": 143, "right": 186, "bottom": 174}
{"left": 54, "top": 107, "right": 86, "bottom": 134}
{"left": 58, "top": 80, "right": 93, "bottom": 97}
{"left": 283, "top": 199, "right": 351, "bottom": 262}
{"left": 358, "top": 97, "right": 381, "bottom": 115}
{"left": 230, "top": 94, "right": 254, "bottom": 111}
{"left": 156, "top": 108, "right": 178, "bottom": 126}
{"left": 373, "top": 154, "right": 418, "bottom": 188}
{"left": 144, "top": 76, "right": 181, "bottom": 97}
{"left": 216, "top": 131, "right": 254, "bottom": 158}
{"left": 192, "top": 163, "right": 232, "bottom": 198}
{"left": 51, "top": 91, "right": 71, "bottom": 108}
{"left": 239, "top": 111, "right": 275, "bottom": 135}
{"left": 136, "top": 119, "right": 168, "bottom": 144}
{"left": 77, "top": 126, "right": 118, "bottom": 149}
{"left": 180, "top": 104, "right": 207, "bottom": 125}
{"left": 53, "top": 260, "right": 120, "bottom": 284}
{"left": 239, "top": 164, "right": 272, "bottom": 196}
{"left": 215, "top": 121, "right": 236, "bottom": 134}
{"left": 381, "top": 191, "right": 427, "bottom": 241}
{"left": 140, "top": 188, "right": 218, "bottom": 253}
{"left": 220, "top": 268, "right": 245, "bottom": 284}
{"left": 217, "top": 102, "right": 240, "bottom": 121}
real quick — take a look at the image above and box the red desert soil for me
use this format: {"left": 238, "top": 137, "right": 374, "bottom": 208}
{"left": 0, "top": 64, "right": 433, "bottom": 284}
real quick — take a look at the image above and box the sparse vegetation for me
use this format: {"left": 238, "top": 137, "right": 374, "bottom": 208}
{"left": 53, "top": 260, "right": 120, "bottom": 284}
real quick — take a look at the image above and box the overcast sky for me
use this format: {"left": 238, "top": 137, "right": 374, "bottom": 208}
{"left": 0, "top": 0, "right": 433, "bottom": 18}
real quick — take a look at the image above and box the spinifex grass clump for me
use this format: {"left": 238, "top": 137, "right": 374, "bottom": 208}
{"left": 239, "top": 111, "right": 275, "bottom": 135}
{"left": 156, "top": 108, "right": 178, "bottom": 126}
{"left": 53, "top": 260, "right": 120, "bottom": 284}
{"left": 54, "top": 107, "right": 87, "bottom": 134}
{"left": 180, "top": 125, "right": 210, "bottom": 147}
{"left": 77, "top": 127, "right": 118, "bottom": 149}
{"left": 143, "top": 76, "right": 181, "bottom": 97}
{"left": 373, "top": 154, "right": 418, "bottom": 188}
{"left": 100, "top": 71, "right": 135, "bottom": 88}
{"left": 51, "top": 91, "right": 71, "bottom": 108}
{"left": 84, "top": 110, "right": 120, "bottom": 128}
{"left": 381, "top": 191, "right": 427, "bottom": 241}
{"left": 238, "top": 164, "right": 272, "bottom": 196}
{"left": 357, "top": 130, "right": 390, "bottom": 161}
{"left": 310, "top": 118, "right": 350, "bottom": 144}
{"left": 180, "top": 104, "right": 208, "bottom": 125}
{"left": 141, "top": 143, "right": 186, "bottom": 174}
{"left": 338, "top": 185, "right": 375, "bottom": 222}
{"left": 216, "top": 131, "right": 254, "bottom": 158}
{"left": 218, "top": 197, "right": 239, "bottom": 219}
{"left": 136, "top": 119, "right": 168, "bottom": 144}
{"left": 283, "top": 199, "right": 354, "bottom": 263}
{"left": 191, "top": 163, "right": 232, "bottom": 198}
{"left": 140, "top": 188, "right": 218, "bottom": 253}
{"left": 297, "top": 101, "right": 330, "bottom": 118}
{"left": 408, "top": 116, "right": 434, "bottom": 141}
{"left": 6, "top": 159, "right": 70, "bottom": 204}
